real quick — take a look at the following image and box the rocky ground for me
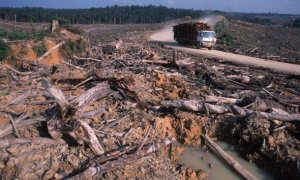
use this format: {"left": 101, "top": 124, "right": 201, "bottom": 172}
{"left": 0, "top": 22, "right": 299, "bottom": 180}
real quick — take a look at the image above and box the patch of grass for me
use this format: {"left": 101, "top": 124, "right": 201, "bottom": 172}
{"left": 0, "top": 38, "right": 10, "bottom": 61}
{"left": 0, "top": 28, "right": 48, "bottom": 41}
{"left": 60, "top": 39, "right": 87, "bottom": 58}
{"left": 0, "top": 28, "right": 30, "bottom": 41}
{"left": 33, "top": 42, "right": 47, "bottom": 57}
{"left": 34, "top": 31, "right": 48, "bottom": 41}
{"left": 218, "top": 32, "right": 238, "bottom": 49}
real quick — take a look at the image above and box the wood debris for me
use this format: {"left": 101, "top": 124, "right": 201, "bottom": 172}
{"left": 0, "top": 23, "right": 299, "bottom": 180}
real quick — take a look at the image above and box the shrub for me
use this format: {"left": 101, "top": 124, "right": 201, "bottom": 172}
{"left": 7, "top": 30, "right": 30, "bottom": 40}
{"left": 60, "top": 39, "right": 87, "bottom": 58}
{"left": 214, "top": 21, "right": 238, "bottom": 49}
{"left": 214, "top": 21, "right": 226, "bottom": 34}
{"left": 0, "top": 38, "right": 10, "bottom": 61}
{"left": 34, "top": 31, "right": 47, "bottom": 41}
{"left": 33, "top": 43, "right": 47, "bottom": 57}
{"left": 218, "top": 32, "right": 238, "bottom": 49}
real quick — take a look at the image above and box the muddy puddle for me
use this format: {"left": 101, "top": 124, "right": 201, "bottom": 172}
{"left": 178, "top": 142, "right": 275, "bottom": 180}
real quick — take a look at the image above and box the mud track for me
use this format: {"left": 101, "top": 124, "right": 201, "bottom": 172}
{"left": 150, "top": 28, "right": 300, "bottom": 75}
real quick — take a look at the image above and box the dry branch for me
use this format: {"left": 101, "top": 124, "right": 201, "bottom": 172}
{"left": 73, "top": 55, "right": 102, "bottom": 62}
{"left": 73, "top": 77, "right": 94, "bottom": 89}
{"left": 61, "top": 60, "right": 85, "bottom": 70}
{"left": 36, "top": 41, "right": 65, "bottom": 62}
{"left": 8, "top": 114, "right": 20, "bottom": 137}
{"left": 73, "top": 120, "right": 105, "bottom": 155}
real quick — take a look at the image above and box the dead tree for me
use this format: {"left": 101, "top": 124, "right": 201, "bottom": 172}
{"left": 41, "top": 79, "right": 112, "bottom": 155}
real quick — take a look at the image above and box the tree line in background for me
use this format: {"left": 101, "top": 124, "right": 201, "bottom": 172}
{"left": 0, "top": 5, "right": 298, "bottom": 27}
{"left": 0, "top": 5, "right": 206, "bottom": 24}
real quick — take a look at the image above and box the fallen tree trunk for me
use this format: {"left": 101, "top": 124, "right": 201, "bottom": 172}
{"left": 71, "top": 120, "right": 105, "bottom": 155}
{"left": 203, "top": 135, "right": 258, "bottom": 180}
{"left": 71, "top": 81, "right": 111, "bottom": 110}
{"left": 205, "top": 95, "right": 242, "bottom": 104}
{"left": 160, "top": 100, "right": 300, "bottom": 122}
{"left": 41, "top": 79, "right": 70, "bottom": 117}
{"left": 36, "top": 41, "right": 65, "bottom": 62}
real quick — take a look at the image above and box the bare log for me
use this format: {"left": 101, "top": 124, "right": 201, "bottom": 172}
{"left": 203, "top": 135, "right": 258, "bottom": 180}
{"left": 36, "top": 41, "right": 65, "bottom": 62}
{"left": 71, "top": 82, "right": 111, "bottom": 109}
{"left": 72, "top": 120, "right": 105, "bottom": 155}
{"left": 41, "top": 79, "right": 69, "bottom": 115}
{"left": 205, "top": 95, "right": 242, "bottom": 104}
{"left": 161, "top": 100, "right": 300, "bottom": 122}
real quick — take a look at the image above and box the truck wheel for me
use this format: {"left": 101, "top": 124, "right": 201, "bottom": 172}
{"left": 208, "top": 47, "right": 212, "bottom": 50}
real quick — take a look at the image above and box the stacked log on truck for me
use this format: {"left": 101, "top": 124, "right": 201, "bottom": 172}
{"left": 173, "top": 22, "right": 211, "bottom": 44}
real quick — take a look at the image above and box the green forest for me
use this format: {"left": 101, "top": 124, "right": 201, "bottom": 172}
{"left": 0, "top": 5, "right": 206, "bottom": 24}
{"left": 0, "top": 5, "right": 298, "bottom": 27}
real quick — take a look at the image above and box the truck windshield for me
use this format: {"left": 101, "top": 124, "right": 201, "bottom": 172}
{"left": 201, "top": 32, "right": 216, "bottom": 38}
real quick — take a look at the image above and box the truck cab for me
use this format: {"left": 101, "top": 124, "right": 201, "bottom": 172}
{"left": 197, "top": 31, "right": 217, "bottom": 50}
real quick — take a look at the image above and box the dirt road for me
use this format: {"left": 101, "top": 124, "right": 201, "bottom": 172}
{"left": 168, "top": 45, "right": 300, "bottom": 75}
{"left": 149, "top": 30, "right": 300, "bottom": 75}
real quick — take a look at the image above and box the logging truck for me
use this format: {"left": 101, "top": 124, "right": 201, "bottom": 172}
{"left": 173, "top": 22, "right": 217, "bottom": 50}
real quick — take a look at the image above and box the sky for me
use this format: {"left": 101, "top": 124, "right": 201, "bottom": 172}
{"left": 0, "top": 0, "right": 299, "bottom": 14}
